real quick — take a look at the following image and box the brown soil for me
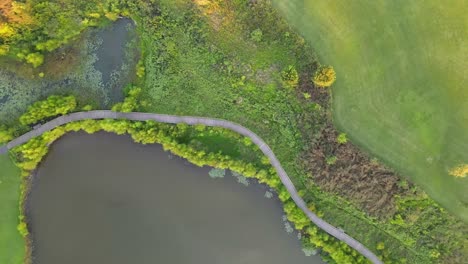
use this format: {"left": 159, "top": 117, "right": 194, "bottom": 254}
{"left": 298, "top": 75, "right": 410, "bottom": 219}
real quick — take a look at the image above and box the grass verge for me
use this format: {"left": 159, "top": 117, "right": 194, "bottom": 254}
{"left": 0, "top": 154, "right": 24, "bottom": 264}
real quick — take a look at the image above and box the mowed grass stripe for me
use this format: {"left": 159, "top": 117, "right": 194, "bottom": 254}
{"left": 272, "top": 0, "right": 468, "bottom": 221}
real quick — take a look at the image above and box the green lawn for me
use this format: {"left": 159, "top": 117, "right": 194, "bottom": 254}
{"left": 273, "top": 0, "right": 468, "bottom": 221}
{"left": 0, "top": 154, "right": 24, "bottom": 264}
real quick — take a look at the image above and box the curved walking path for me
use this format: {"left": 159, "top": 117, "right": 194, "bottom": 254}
{"left": 0, "top": 110, "right": 383, "bottom": 264}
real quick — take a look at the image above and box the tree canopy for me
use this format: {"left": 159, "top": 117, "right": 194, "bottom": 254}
{"left": 312, "top": 65, "right": 336, "bottom": 87}
{"left": 449, "top": 164, "right": 468, "bottom": 178}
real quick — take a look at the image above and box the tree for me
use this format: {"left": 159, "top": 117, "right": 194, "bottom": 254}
{"left": 312, "top": 65, "right": 336, "bottom": 87}
{"left": 449, "top": 164, "right": 468, "bottom": 178}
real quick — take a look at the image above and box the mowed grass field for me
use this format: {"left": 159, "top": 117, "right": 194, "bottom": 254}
{"left": 273, "top": 0, "right": 468, "bottom": 221}
{"left": 0, "top": 154, "right": 24, "bottom": 264}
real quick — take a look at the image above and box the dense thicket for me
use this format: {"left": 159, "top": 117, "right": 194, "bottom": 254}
{"left": 19, "top": 95, "right": 76, "bottom": 125}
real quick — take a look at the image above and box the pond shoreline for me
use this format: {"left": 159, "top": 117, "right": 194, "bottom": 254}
{"left": 1, "top": 110, "right": 383, "bottom": 264}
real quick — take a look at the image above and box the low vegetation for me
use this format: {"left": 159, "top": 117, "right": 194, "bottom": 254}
{"left": 19, "top": 95, "right": 76, "bottom": 125}
{"left": 0, "top": 0, "right": 467, "bottom": 263}
{"left": 0, "top": 124, "right": 14, "bottom": 143}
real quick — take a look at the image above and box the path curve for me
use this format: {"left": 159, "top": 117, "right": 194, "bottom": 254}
{"left": 1, "top": 110, "right": 383, "bottom": 264}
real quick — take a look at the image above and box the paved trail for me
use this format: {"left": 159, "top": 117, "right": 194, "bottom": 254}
{"left": 1, "top": 110, "right": 383, "bottom": 264}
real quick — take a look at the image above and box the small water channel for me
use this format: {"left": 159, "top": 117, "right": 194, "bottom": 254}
{"left": 27, "top": 132, "right": 324, "bottom": 264}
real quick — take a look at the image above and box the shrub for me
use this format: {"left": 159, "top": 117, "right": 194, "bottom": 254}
{"left": 326, "top": 156, "right": 337, "bottom": 165}
{"left": 112, "top": 86, "right": 142, "bottom": 112}
{"left": 337, "top": 133, "right": 348, "bottom": 144}
{"left": 377, "top": 242, "right": 385, "bottom": 250}
{"left": 0, "top": 45, "right": 9, "bottom": 55}
{"left": 105, "top": 12, "right": 119, "bottom": 21}
{"left": 312, "top": 65, "right": 336, "bottom": 87}
{"left": 0, "top": 125, "right": 14, "bottom": 144}
{"left": 25, "top": 52, "right": 44, "bottom": 68}
{"left": 250, "top": 28, "right": 263, "bottom": 42}
{"left": 136, "top": 60, "right": 145, "bottom": 78}
{"left": 281, "top": 65, "right": 299, "bottom": 89}
{"left": 19, "top": 95, "right": 77, "bottom": 125}
{"left": 449, "top": 164, "right": 468, "bottom": 178}
{"left": 17, "top": 222, "right": 29, "bottom": 237}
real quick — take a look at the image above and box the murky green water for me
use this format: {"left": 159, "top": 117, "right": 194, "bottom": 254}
{"left": 27, "top": 132, "right": 324, "bottom": 264}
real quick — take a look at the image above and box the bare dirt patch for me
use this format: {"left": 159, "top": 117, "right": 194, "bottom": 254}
{"left": 298, "top": 78, "right": 410, "bottom": 218}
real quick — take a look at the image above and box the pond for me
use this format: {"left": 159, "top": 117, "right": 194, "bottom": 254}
{"left": 27, "top": 132, "right": 324, "bottom": 264}
{"left": 0, "top": 18, "right": 137, "bottom": 123}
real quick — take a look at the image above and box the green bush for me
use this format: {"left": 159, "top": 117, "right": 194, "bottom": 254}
{"left": 19, "top": 95, "right": 77, "bottom": 125}
{"left": 111, "top": 86, "right": 142, "bottom": 112}
{"left": 281, "top": 65, "right": 299, "bottom": 89}
{"left": 17, "top": 222, "right": 28, "bottom": 237}
{"left": 250, "top": 28, "right": 263, "bottom": 42}
{"left": 0, "top": 125, "right": 14, "bottom": 144}
{"left": 337, "top": 133, "right": 348, "bottom": 144}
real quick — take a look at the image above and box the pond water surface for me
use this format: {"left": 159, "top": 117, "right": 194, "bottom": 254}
{"left": 27, "top": 132, "right": 324, "bottom": 264}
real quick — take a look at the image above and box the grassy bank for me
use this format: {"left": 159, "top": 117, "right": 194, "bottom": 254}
{"left": 0, "top": 154, "right": 24, "bottom": 264}
{"left": 271, "top": 0, "right": 468, "bottom": 221}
